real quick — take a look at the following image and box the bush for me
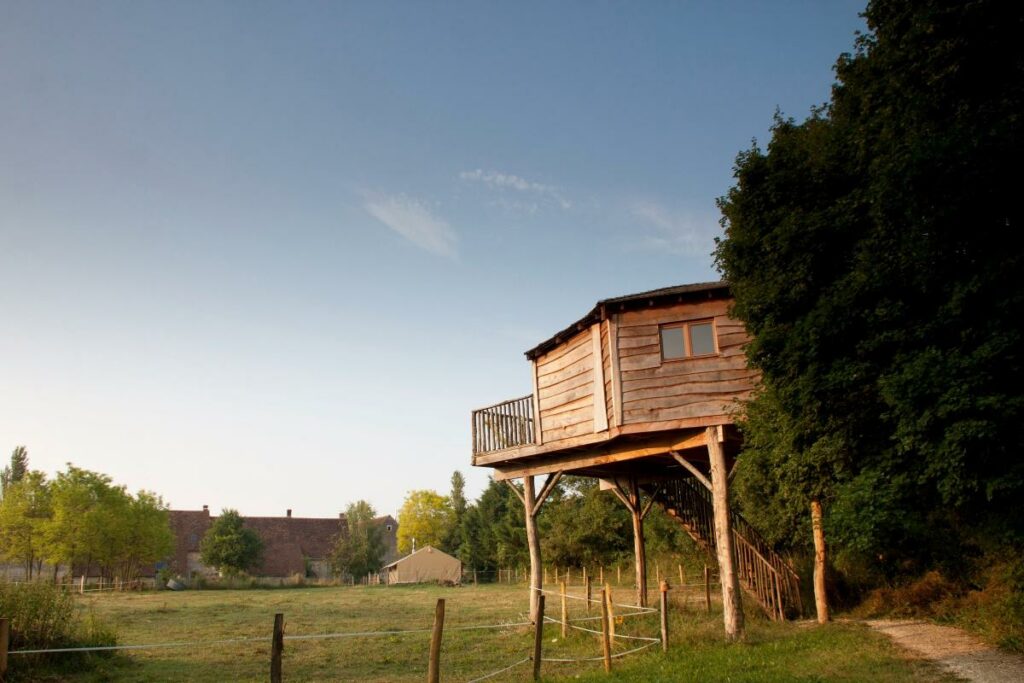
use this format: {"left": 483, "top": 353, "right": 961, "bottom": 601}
{"left": 0, "top": 581, "right": 117, "bottom": 676}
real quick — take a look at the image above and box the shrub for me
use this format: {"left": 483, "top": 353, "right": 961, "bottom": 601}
{"left": 0, "top": 581, "right": 117, "bottom": 676}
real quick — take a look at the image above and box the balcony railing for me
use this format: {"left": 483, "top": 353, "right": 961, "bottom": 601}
{"left": 472, "top": 394, "right": 536, "bottom": 455}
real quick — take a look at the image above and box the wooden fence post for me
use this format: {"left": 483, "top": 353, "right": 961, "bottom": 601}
{"left": 604, "top": 583, "right": 615, "bottom": 642}
{"left": 704, "top": 565, "right": 712, "bottom": 613}
{"left": 270, "top": 613, "right": 284, "bottom": 683}
{"left": 80, "top": 575, "right": 86, "bottom": 595}
{"left": 473, "top": 568, "right": 478, "bottom": 586}
{"left": 532, "top": 594, "right": 545, "bottom": 681}
{"left": 1, "top": 617, "right": 9, "bottom": 681}
{"left": 616, "top": 564, "right": 621, "bottom": 585}
{"left": 560, "top": 581, "right": 567, "bottom": 639}
{"left": 599, "top": 566, "right": 604, "bottom": 584}
{"left": 660, "top": 580, "right": 669, "bottom": 653}
{"left": 678, "top": 564, "right": 684, "bottom": 587}
{"left": 600, "top": 589, "right": 612, "bottom": 673}
{"left": 427, "top": 598, "right": 445, "bottom": 683}
{"left": 585, "top": 576, "right": 592, "bottom": 614}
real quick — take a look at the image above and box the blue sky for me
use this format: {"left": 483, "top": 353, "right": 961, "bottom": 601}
{"left": 0, "top": 1, "right": 866, "bottom": 517}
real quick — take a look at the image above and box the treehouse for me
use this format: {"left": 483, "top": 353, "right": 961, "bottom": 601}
{"left": 470, "top": 282, "right": 801, "bottom": 637}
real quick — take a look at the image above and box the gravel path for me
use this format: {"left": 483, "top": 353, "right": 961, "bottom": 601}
{"left": 866, "top": 619, "right": 1024, "bottom": 683}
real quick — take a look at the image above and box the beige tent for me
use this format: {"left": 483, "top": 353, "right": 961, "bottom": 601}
{"left": 383, "top": 546, "right": 461, "bottom": 585}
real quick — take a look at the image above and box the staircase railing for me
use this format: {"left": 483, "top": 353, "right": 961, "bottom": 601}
{"left": 651, "top": 475, "right": 802, "bottom": 620}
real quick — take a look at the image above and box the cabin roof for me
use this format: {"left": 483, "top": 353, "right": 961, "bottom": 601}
{"left": 524, "top": 280, "right": 730, "bottom": 360}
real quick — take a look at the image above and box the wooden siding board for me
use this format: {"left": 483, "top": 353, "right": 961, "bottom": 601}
{"left": 591, "top": 324, "right": 609, "bottom": 432}
{"left": 614, "top": 300, "right": 754, "bottom": 429}
{"left": 537, "top": 353, "right": 594, "bottom": 388}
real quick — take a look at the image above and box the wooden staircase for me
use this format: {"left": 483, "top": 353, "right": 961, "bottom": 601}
{"left": 647, "top": 475, "right": 803, "bottom": 620}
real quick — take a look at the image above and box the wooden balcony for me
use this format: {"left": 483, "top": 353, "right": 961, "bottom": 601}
{"left": 471, "top": 394, "right": 536, "bottom": 456}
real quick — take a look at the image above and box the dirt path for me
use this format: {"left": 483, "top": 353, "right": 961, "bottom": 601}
{"left": 866, "top": 619, "right": 1024, "bottom": 682}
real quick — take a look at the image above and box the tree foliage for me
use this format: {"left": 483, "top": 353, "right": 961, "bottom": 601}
{"left": 0, "top": 445, "right": 29, "bottom": 494}
{"left": 199, "top": 509, "right": 262, "bottom": 576}
{"left": 331, "top": 500, "right": 385, "bottom": 578}
{"left": 396, "top": 489, "right": 452, "bottom": 555}
{"left": 0, "top": 455, "right": 173, "bottom": 582}
{"left": 715, "top": 0, "right": 1024, "bottom": 576}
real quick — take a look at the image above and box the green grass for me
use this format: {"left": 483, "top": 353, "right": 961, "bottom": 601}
{"left": 8, "top": 583, "right": 954, "bottom": 682}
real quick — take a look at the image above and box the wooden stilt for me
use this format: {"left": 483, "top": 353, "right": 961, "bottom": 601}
{"left": 523, "top": 476, "right": 542, "bottom": 622}
{"left": 508, "top": 471, "right": 562, "bottom": 623}
{"left": 707, "top": 426, "right": 744, "bottom": 641}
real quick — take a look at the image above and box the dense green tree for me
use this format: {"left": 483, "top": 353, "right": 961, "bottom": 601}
{"left": 715, "top": 0, "right": 1024, "bottom": 576}
{"left": 45, "top": 466, "right": 119, "bottom": 573}
{"left": 331, "top": 500, "right": 385, "bottom": 578}
{"left": 199, "top": 509, "right": 262, "bottom": 576}
{"left": 0, "top": 446, "right": 29, "bottom": 495}
{"left": 396, "top": 490, "right": 452, "bottom": 555}
{"left": 458, "top": 478, "right": 525, "bottom": 572}
{"left": 443, "top": 471, "right": 468, "bottom": 554}
{"left": 0, "top": 471, "right": 51, "bottom": 578}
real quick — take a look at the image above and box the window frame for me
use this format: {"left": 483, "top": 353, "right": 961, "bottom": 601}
{"left": 659, "top": 319, "right": 718, "bottom": 362}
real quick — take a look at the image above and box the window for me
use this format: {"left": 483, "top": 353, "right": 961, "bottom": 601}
{"left": 660, "top": 320, "right": 717, "bottom": 360}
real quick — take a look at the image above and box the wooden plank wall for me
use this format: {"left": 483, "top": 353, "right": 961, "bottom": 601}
{"left": 601, "top": 319, "right": 614, "bottom": 427}
{"left": 617, "top": 299, "right": 757, "bottom": 426}
{"left": 535, "top": 328, "right": 595, "bottom": 443}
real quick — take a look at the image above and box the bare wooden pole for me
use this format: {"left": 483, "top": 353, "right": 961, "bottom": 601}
{"left": 560, "top": 581, "right": 568, "bottom": 639}
{"left": 630, "top": 478, "right": 649, "bottom": 608}
{"left": 427, "top": 598, "right": 445, "bottom": 683}
{"left": 600, "top": 589, "right": 612, "bottom": 673}
{"left": 532, "top": 595, "right": 545, "bottom": 681}
{"left": 585, "top": 576, "right": 592, "bottom": 614}
{"left": 659, "top": 580, "right": 669, "bottom": 653}
{"left": 599, "top": 566, "right": 604, "bottom": 584}
{"left": 811, "top": 499, "right": 829, "bottom": 624}
{"left": 678, "top": 564, "right": 684, "bottom": 586}
{"left": 270, "top": 613, "right": 284, "bottom": 683}
{"left": 80, "top": 575, "right": 85, "bottom": 595}
{"left": 707, "top": 426, "right": 744, "bottom": 641}
{"left": 617, "top": 564, "right": 621, "bottom": 585}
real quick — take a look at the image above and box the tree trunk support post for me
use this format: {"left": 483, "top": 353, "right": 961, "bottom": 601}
{"left": 532, "top": 594, "right": 545, "bottom": 680}
{"left": 811, "top": 499, "right": 829, "bottom": 624}
{"left": 508, "top": 471, "right": 562, "bottom": 623}
{"left": 607, "top": 477, "right": 651, "bottom": 607}
{"left": 270, "top": 613, "right": 284, "bottom": 683}
{"left": 707, "top": 425, "right": 744, "bottom": 641}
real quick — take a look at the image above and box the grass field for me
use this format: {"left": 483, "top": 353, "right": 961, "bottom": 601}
{"left": 13, "top": 583, "right": 955, "bottom": 682}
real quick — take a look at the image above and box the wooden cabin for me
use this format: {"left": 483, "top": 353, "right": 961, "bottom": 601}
{"left": 472, "top": 281, "right": 756, "bottom": 476}
{"left": 471, "top": 282, "right": 800, "bottom": 638}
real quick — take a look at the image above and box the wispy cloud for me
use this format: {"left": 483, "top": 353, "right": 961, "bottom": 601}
{"left": 459, "top": 169, "right": 572, "bottom": 211}
{"left": 630, "top": 201, "right": 721, "bottom": 256}
{"left": 363, "top": 193, "right": 457, "bottom": 258}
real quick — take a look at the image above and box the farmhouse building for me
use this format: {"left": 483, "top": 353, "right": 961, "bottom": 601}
{"left": 383, "top": 546, "right": 461, "bottom": 585}
{"left": 471, "top": 281, "right": 800, "bottom": 638}
{"left": 163, "top": 507, "right": 399, "bottom": 579}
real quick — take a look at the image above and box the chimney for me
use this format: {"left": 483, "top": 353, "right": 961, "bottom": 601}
{"left": 202, "top": 505, "right": 208, "bottom": 513}
{"left": 286, "top": 509, "right": 292, "bottom": 518}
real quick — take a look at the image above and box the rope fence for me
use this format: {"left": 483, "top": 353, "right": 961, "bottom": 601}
{"left": 2, "top": 581, "right": 679, "bottom": 681}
